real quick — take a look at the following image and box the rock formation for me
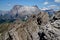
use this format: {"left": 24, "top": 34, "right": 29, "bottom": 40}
{"left": 0, "top": 10, "right": 60, "bottom": 40}
{"left": 55, "top": 11, "right": 60, "bottom": 19}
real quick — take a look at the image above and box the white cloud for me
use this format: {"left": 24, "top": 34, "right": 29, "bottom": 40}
{"left": 48, "top": 5, "right": 57, "bottom": 9}
{"left": 55, "top": 0, "right": 60, "bottom": 3}
{"left": 44, "top": 2, "right": 48, "bottom": 5}
{"left": 41, "top": 7, "right": 48, "bottom": 10}
{"left": 41, "top": 5, "right": 60, "bottom": 11}
{"left": 48, "top": 5, "right": 60, "bottom": 10}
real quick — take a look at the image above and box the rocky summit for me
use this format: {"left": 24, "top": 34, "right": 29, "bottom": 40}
{"left": 0, "top": 10, "right": 60, "bottom": 40}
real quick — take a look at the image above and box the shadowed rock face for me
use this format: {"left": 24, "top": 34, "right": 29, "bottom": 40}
{"left": 6, "top": 32, "right": 13, "bottom": 40}
{"left": 37, "top": 17, "right": 42, "bottom": 25}
{"left": 50, "top": 10, "right": 60, "bottom": 23}
{"left": 38, "top": 32, "right": 47, "bottom": 40}
{"left": 55, "top": 11, "right": 60, "bottom": 19}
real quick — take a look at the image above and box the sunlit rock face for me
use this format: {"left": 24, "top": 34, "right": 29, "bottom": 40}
{"left": 37, "top": 12, "right": 49, "bottom": 25}
{"left": 3, "top": 18, "right": 40, "bottom": 40}
{"left": 10, "top": 5, "right": 40, "bottom": 16}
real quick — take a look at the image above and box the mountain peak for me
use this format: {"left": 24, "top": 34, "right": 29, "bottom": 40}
{"left": 12, "top": 5, "right": 23, "bottom": 10}
{"left": 33, "top": 5, "right": 38, "bottom": 8}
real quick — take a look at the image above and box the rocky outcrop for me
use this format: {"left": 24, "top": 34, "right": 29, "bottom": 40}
{"left": 38, "top": 20, "right": 60, "bottom": 40}
{"left": 55, "top": 11, "right": 60, "bottom": 19}
{"left": 3, "top": 20, "right": 40, "bottom": 40}
{"left": 49, "top": 10, "right": 60, "bottom": 23}
{"left": 1, "top": 11, "right": 49, "bottom": 40}
{"left": 1, "top": 11, "right": 60, "bottom": 40}
{"left": 37, "top": 12, "right": 49, "bottom": 25}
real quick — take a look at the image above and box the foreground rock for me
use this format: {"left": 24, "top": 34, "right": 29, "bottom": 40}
{"left": 55, "top": 11, "right": 60, "bottom": 19}
{"left": 3, "top": 20, "right": 40, "bottom": 40}
{"left": 39, "top": 20, "right": 60, "bottom": 40}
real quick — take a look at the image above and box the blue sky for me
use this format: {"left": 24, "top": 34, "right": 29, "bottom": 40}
{"left": 0, "top": 0, "right": 60, "bottom": 11}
